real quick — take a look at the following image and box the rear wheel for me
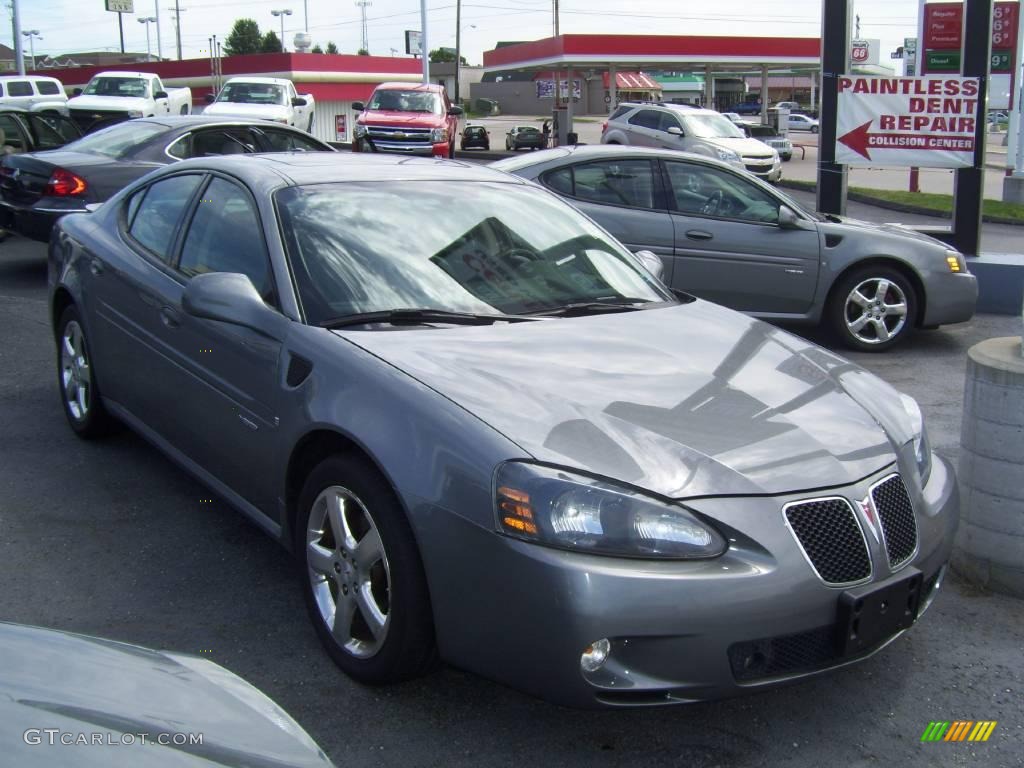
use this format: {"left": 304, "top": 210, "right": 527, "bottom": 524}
{"left": 829, "top": 265, "right": 917, "bottom": 352}
{"left": 56, "top": 306, "right": 118, "bottom": 438}
{"left": 296, "top": 454, "right": 437, "bottom": 684}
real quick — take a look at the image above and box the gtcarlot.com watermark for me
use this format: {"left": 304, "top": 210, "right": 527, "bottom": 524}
{"left": 24, "top": 729, "right": 204, "bottom": 747}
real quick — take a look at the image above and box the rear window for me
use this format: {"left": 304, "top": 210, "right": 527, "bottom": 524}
{"left": 36, "top": 81, "right": 62, "bottom": 96}
{"left": 7, "top": 81, "right": 33, "bottom": 97}
{"left": 65, "top": 120, "right": 166, "bottom": 158}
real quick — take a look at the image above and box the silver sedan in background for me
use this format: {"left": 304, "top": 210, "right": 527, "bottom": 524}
{"left": 50, "top": 153, "right": 958, "bottom": 708}
{"left": 492, "top": 145, "right": 977, "bottom": 351}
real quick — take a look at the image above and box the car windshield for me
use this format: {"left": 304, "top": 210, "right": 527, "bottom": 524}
{"left": 367, "top": 90, "right": 442, "bottom": 114}
{"left": 680, "top": 114, "right": 746, "bottom": 139}
{"left": 516, "top": 126, "right": 539, "bottom": 133}
{"left": 216, "top": 82, "right": 286, "bottom": 106}
{"left": 276, "top": 181, "right": 673, "bottom": 325}
{"left": 82, "top": 77, "right": 149, "bottom": 98}
{"left": 62, "top": 120, "right": 166, "bottom": 158}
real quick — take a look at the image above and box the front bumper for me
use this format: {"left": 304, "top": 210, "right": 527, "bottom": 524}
{"left": 920, "top": 270, "right": 978, "bottom": 327}
{"left": 418, "top": 455, "right": 958, "bottom": 708}
{"left": 353, "top": 137, "right": 448, "bottom": 156}
{"left": 0, "top": 198, "right": 84, "bottom": 242}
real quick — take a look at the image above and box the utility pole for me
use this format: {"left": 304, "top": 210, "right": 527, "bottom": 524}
{"left": 356, "top": 0, "right": 371, "bottom": 54}
{"left": 454, "top": 0, "right": 461, "bottom": 104}
{"left": 420, "top": 0, "right": 428, "bottom": 83}
{"left": 154, "top": 0, "right": 163, "bottom": 60}
{"left": 11, "top": 0, "right": 23, "bottom": 76}
{"left": 168, "top": 1, "right": 185, "bottom": 60}
{"left": 855, "top": 14, "right": 860, "bottom": 38}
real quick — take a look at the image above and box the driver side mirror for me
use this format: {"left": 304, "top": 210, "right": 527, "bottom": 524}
{"left": 292, "top": 97, "right": 307, "bottom": 107}
{"left": 448, "top": 105, "right": 464, "bottom": 116}
{"left": 154, "top": 91, "right": 169, "bottom": 100}
{"left": 666, "top": 126, "right": 684, "bottom": 136}
{"left": 352, "top": 101, "right": 365, "bottom": 111}
{"left": 182, "top": 272, "right": 286, "bottom": 341}
{"left": 73, "top": 88, "right": 82, "bottom": 96}
{"left": 778, "top": 205, "right": 802, "bottom": 229}
{"left": 635, "top": 249, "right": 665, "bottom": 281}
{"left": 203, "top": 93, "right": 215, "bottom": 104}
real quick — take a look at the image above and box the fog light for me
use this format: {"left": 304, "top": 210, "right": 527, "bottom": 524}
{"left": 580, "top": 638, "right": 611, "bottom": 673}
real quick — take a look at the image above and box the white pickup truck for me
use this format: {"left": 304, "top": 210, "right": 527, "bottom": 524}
{"left": 66, "top": 71, "right": 192, "bottom": 132}
{"left": 202, "top": 77, "right": 316, "bottom": 132}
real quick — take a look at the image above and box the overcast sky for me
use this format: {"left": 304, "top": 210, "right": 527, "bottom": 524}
{"left": 19, "top": 1, "right": 921, "bottom": 66}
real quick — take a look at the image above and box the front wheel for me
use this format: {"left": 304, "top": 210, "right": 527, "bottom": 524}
{"left": 829, "top": 266, "right": 917, "bottom": 352}
{"left": 296, "top": 454, "right": 437, "bottom": 684}
{"left": 811, "top": 125, "right": 819, "bottom": 134}
{"left": 56, "top": 306, "right": 118, "bottom": 438}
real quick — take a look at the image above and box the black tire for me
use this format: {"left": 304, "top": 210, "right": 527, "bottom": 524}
{"left": 828, "top": 265, "right": 917, "bottom": 352}
{"left": 811, "top": 125, "right": 819, "bottom": 134}
{"left": 295, "top": 454, "right": 437, "bottom": 684}
{"left": 55, "top": 305, "right": 119, "bottom": 438}
{"left": 782, "top": 154, "right": 792, "bottom": 162}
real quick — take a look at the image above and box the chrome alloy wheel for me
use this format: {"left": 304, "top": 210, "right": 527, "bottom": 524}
{"left": 843, "top": 277, "right": 909, "bottom": 346}
{"left": 306, "top": 486, "right": 391, "bottom": 659}
{"left": 60, "top": 320, "right": 91, "bottom": 421}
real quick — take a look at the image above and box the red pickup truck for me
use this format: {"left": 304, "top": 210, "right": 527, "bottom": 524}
{"left": 352, "top": 82, "right": 463, "bottom": 158}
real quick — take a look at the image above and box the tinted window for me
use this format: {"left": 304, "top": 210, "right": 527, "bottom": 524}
{"left": 128, "top": 175, "right": 203, "bottom": 261}
{"left": 167, "top": 129, "right": 257, "bottom": 160}
{"left": 258, "top": 128, "right": 329, "bottom": 153}
{"left": 570, "top": 159, "right": 656, "bottom": 209}
{"left": 609, "top": 106, "right": 631, "bottom": 121}
{"left": 65, "top": 120, "right": 166, "bottom": 158}
{"left": 36, "top": 80, "right": 62, "bottom": 96}
{"left": 665, "top": 162, "right": 780, "bottom": 223}
{"left": 542, "top": 168, "right": 573, "bottom": 196}
{"left": 7, "top": 81, "right": 32, "bottom": 97}
{"left": 178, "top": 178, "right": 274, "bottom": 301}
{"left": 659, "top": 111, "right": 682, "bottom": 132}
{"left": 628, "top": 110, "right": 662, "bottom": 130}
{"left": 27, "top": 114, "right": 78, "bottom": 149}
{"left": 0, "top": 114, "right": 26, "bottom": 151}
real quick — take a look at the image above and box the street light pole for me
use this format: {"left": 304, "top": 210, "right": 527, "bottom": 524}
{"left": 21, "top": 29, "right": 40, "bottom": 71}
{"left": 420, "top": 0, "right": 429, "bottom": 84}
{"left": 12, "top": 0, "right": 24, "bottom": 76}
{"left": 138, "top": 17, "right": 157, "bottom": 61}
{"left": 454, "top": 0, "right": 461, "bottom": 104}
{"left": 271, "top": 9, "right": 292, "bottom": 53}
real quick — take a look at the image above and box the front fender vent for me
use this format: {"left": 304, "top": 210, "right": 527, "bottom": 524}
{"left": 825, "top": 234, "right": 843, "bottom": 248}
{"left": 286, "top": 354, "right": 313, "bottom": 387}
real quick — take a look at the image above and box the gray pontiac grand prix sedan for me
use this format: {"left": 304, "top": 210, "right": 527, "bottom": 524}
{"left": 48, "top": 153, "right": 957, "bottom": 708}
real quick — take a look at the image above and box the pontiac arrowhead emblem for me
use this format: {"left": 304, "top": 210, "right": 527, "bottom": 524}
{"left": 859, "top": 496, "right": 881, "bottom": 542}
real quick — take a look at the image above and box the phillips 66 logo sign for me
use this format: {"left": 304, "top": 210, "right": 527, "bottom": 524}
{"left": 851, "top": 40, "right": 870, "bottom": 63}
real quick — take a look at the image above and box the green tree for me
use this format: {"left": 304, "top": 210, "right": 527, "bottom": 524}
{"left": 223, "top": 18, "right": 262, "bottom": 56}
{"left": 311, "top": 43, "right": 323, "bottom": 54}
{"left": 429, "top": 48, "right": 467, "bottom": 65}
{"left": 357, "top": 48, "right": 369, "bottom": 56}
{"left": 261, "top": 30, "right": 282, "bottom": 53}
{"left": 325, "top": 41, "right": 338, "bottom": 54}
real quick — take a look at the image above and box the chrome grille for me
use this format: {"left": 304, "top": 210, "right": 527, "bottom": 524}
{"left": 784, "top": 497, "right": 871, "bottom": 585}
{"left": 366, "top": 126, "right": 431, "bottom": 142}
{"left": 871, "top": 474, "right": 918, "bottom": 569}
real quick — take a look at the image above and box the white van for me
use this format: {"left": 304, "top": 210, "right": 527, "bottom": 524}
{"left": 0, "top": 76, "right": 68, "bottom": 114}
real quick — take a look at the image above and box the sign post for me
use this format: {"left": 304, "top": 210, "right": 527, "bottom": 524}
{"left": 817, "top": 0, "right": 852, "bottom": 215}
{"left": 105, "top": 0, "right": 135, "bottom": 54}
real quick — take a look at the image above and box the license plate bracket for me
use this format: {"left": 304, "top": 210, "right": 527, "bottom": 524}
{"left": 838, "top": 569, "right": 923, "bottom": 656}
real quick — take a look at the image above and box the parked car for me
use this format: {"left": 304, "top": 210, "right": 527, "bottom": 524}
{"left": 773, "top": 100, "right": 804, "bottom": 112}
{"left": 2, "top": 622, "right": 335, "bottom": 767}
{"left": 460, "top": 124, "right": 490, "bottom": 150}
{"left": 602, "top": 102, "right": 781, "bottom": 182}
{"left": 66, "top": 71, "right": 192, "bottom": 132}
{"left": 491, "top": 145, "right": 977, "bottom": 351}
{"left": 731, "top": 101, "right": 764, "bottom": 115}
{"left": 742, "top": 122, "right": 793, "bottom": 161}
{"left": 0, "top": 75, "right": 68, "bottom": 114}
{"left": 0, "top": 108, "right": 81, "bottom": 154}
{"left": 505, "top": 124, "right": 546, "bottom": 151}
{"left": 203, "top": 76, "right": 316, "bottom": 133}
{"left": 352, "top": 82, "right": 462, "bottom": 158}
{"left": 50, "top": 151, "right": 957, "bottom": 708}
{"left": 720, "top": 111, "right": 745, "bottom": 125}
{"left": 788, "top": 113, "right": 820, "bottom": 133}
{"left": 0, "top": 115, "right": 333, "bottom": 242}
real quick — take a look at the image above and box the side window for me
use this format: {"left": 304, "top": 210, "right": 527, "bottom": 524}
{"left": 128, "top": 174, "right": 204, "bottom": 261}
{"left": 0, "top": 114, "right": 26, "bottom": 152}
{"left": 570, "top": 160, "right": 656, "bottom": 209}
{"left": 152, "top": 78, "right": 163, "bottom": 95}
{"left": 178, "top": 177, "right": 274, "bottom": 302}
{"left": 27, "top": 114, "right": 78, "bottom": 149}
{"left": 542, "top": 167, "right": 573, "bottom": 196}
{"left": 257, "top": 128, "right": 326, "bottom": 153}
{"left": 7, "top": 81, "right": 33, "bottom": 97}
{"left": 36, "top": 80, "right": 62, "bottom": 96}
{"left": 609, "top": 105, "right": 632, "bottom": 121}
{"left": 628, "top": 109, "right": 662, "bottom": 130}
{"left": 178, "top": 129, "right": 257, "bottom": 158}
{"left": 659, "top": 112, "right": 682, "bottom": 133}
{"left": 665, "top": 162, "right": 781, "bottom": 223}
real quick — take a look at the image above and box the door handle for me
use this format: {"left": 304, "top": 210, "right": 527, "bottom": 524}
{"left": 159, "top": 306, "right": 181, "bottom": 329}
{"left": 685, "top": 230, "right": 714, "bottom": 241}
{"left": 88, "top": 259, "right": 104, "bottom": 276}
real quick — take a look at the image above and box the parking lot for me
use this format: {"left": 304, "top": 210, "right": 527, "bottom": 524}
{"left": 1, "top": 234, "right": 1022, "bottom": 767}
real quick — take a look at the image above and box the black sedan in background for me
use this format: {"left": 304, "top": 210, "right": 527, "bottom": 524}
{"left": 0, "top": 116, "right": 334, "bottom": 242}
{"left": 459, "top": 125, "right": 490, "bottom": 151}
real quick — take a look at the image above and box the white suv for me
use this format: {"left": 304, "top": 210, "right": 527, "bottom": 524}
{"left": 601, "top": 102, "right": 781, "bottom": 182}
{"left": 0, "top": 76, "right": 68, "bottom": 114}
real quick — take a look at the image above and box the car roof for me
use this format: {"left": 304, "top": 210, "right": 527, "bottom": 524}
{"left": 92, "top": 71, "right": 159, "bottom": 79}
{"left": 129, "top": 115, "right": 314, "bottom": 130}
{"left": 616, "top": 102, "right": 717, "bottom": 116}
{"left": 222, "top": 76, "right": 291, "bottom": 86}
{"left": 374, "top": 82, "right": 444, "bottom": 92}
{"left": 167, "top": 152, "right": 534, "bottom": 188}
{"left": 490, "top": 143, "right": 739, "bottom": 173}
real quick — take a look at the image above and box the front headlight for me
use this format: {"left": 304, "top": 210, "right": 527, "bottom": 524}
{"left": 430, "top": 127, "right": 450, "bottom": 143}
{"left": 715, "top": 148, "right": 740, "bottom": 164}
{"left": 495, "top": 463, "right": 727, "bottom": 559}
{"left": 944, "top": 249, "right": 966, "bottom": 273}
{"left": 354, "top": 124, "right": 367, "bottom": 138}
{"left": 899, "top": 393, "right": 932, "bottom": 485}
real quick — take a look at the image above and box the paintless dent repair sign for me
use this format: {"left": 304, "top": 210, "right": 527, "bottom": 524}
{"left": 836, "top": 75, "right": 980, "bottom": 168}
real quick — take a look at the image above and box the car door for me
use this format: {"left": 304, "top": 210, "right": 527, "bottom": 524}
{"left": 161, "top": 174, "right": 284, "bottom": 512}
{"left": 624, "top": 109, "right": 663, "bottom": 146}
{"left": 0, "top": 112, "right": 30, "bottom": 153}
{"left": 652, "top": 110, "right": 687, "bottom": 151}
{"left": 662, "top": 159, "right": 820, "bottom": 314}
{"left": 151, "top": 77, "right": 170, "bottom": 115}
{"left": 540, "top": 158, "right": 675, "bottom": 282}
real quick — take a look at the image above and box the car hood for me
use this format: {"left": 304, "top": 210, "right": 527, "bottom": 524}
{"left": 67, "top": 95, "right": 149, "bottom": 110}
{"left": 340, "top": 301, "right": 914, "bottom": 499}
{"left": 705, "top": 136, "right": 777, "bottom": 156}
{"left": 203, "top": 102, "right": 289, "bottom": 120}
{"left": 358, "top": 110, "right": 442, "bottom": 127}
{"left": 0, "top": 622, "right": 334, "bottom": 768}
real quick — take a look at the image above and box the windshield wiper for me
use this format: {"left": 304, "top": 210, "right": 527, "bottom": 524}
{"left": 529, "top": 300, "right": 653, "bottom": 317}
{"left": 320, "top": 308, "right": 539, "bottom": 329}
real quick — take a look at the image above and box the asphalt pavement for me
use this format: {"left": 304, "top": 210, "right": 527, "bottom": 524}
{"left": 1, "top": 235, "right": 1021, "bottom": 768}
